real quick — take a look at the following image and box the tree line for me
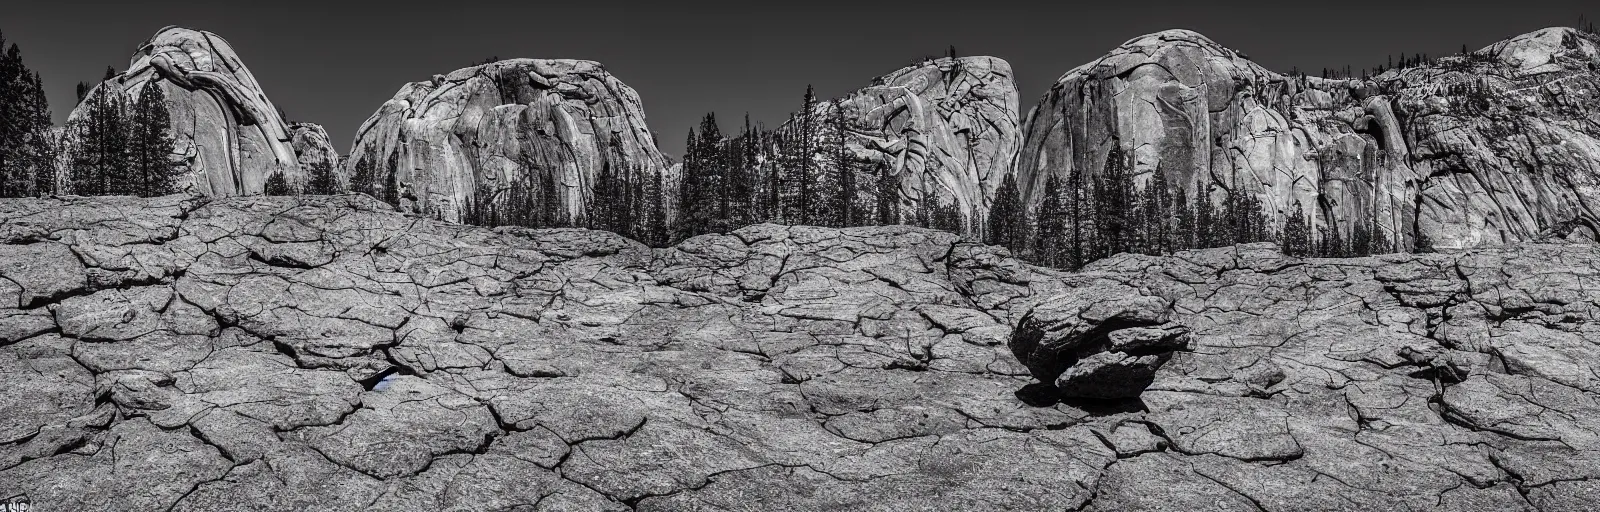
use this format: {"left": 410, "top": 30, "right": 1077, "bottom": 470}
{"left": 989, "top": 144, "right": 1396, "bottom": 271}
{"left": 1, "top": 26, "right": 186, "bottom": 199}
{"left": 63, "top": 67, "right": 185, "bottom": 196}
{"left": 0, "top": 29, "right": 59, "bottom": 197}
{"left": 449, "top": 83, "right": 966, "bottom": 247}
{"left": 669, "top": 85, "right": 962, "bottom": 245}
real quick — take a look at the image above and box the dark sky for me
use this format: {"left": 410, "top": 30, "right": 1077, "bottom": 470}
{"left": 3, "top": 0, "right": 1592, "bottom": 158}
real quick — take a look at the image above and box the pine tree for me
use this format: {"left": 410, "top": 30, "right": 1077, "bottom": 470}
{"left": 1141, "top": 165, "right": 1172, "bottom": 255}
{"left": 1035, "top": 174, "right": 1066, "bottom": 268}
{"left": 382, "top": 150, "right": 400, "bottom": 206}
{"left": 66, "top": 76, "right": 132, "bottom": 196}
{"left": 1097, "top": 145, "right": 1134, "bottom": 255}
{"left": 1062, "top": 166, "right": 1083, "bottom": 267}
{"left": 264, "top": 172, "right": 291, "bottom": 196}
{"left": 764, "top": 127, "right": 783, "bottom": 224}
{"left": 1195, "top": 185, "right": 1216, "bottom": 248}
{"left": 987, "top": 173, "right": 1025, "bottom": 253}
{"left": 0, "top": 37, "right": 54, "bottom": 197}
{"left": 1281, "top": 198, "right": 1311, "bottom": 256}
{"left": 306, "top": 159, "right": 340, "bottom": 195}
{"left": 530, "top": 154, "right": 565, "bottom": 228}
{"left": 875, "top": 162, "right": 899, "bottom": 226}
{"left": 647, "top": 168, "right": 668, "bottom": 246}
{"left": 349, "top": 149, "right": 380, "bottom": 199}
{"left": 103, "top": 87, "right": 131, "bottom": 195}
{"left": 734, "top": 113, "right": 757, "bottom": 227}
{"left": 1350, "top": 219, "right": 1372, "bottom": 257}
{"left": 24, "top": 71, "right": 54, "bottom": 196}
{"left": 588, "top": 158, "right": 615, "bottom": 232}
{"left": 796, "top": 85, "right": 818, "bottom": 225}
{"left": 0, "top": 35, "right": 20, "bottom": 196}
{"left": 679, "top": 115, "right": 725, "bottom": 236}
{"left": 1173, "top": 186, "right": 1194, "bottom": 251}
{"left": 678, "top": 128, "right": 699, "bottom": 238}
{"left": 129, "top": 80, "right": 181, "bottom": 196}
{"left": 830, "top": 104, "right": 855, "bottom": 227}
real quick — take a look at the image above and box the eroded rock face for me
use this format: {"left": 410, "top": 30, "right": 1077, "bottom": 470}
{"left": 288, "top": 122, "right": 342, "bottom": 175}
{"left": 1016, "top": 27, "right": 1600, "bottom": 251}
{"left": 348, "top": 59, "right": 674, "bottom": 221}
{"left": 790, "top": 56, "right": 1020, "bottom": 233}
{"left": 67, "top": 26, "right": 302, "bottom": 196}
{"left": 0, "top": 195, "right": 1595, "bottom": 509}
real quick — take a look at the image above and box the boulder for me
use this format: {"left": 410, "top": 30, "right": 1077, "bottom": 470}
{"left": 347, "top": 59, "right": 675, "bottom": 221}
{"left": 1010, "top": 280, "right": 1190, "bottom": 398}
{"left": 288, "top": 122, "right": 344, "bottom": 190}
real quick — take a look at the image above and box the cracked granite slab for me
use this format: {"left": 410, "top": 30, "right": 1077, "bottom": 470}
{"left": 0, "top": 194, "right": 1595, "bottom": 511}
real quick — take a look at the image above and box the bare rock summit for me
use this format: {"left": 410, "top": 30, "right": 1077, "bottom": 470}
{"left": 1016, "top": 27, "right": 1600, "bottom": 251}
{"left": 65, "top": 27, "right": 305, "bottom": 196}
{"left": 792, "top": 56, "right": 1020, "bottom": 234}
{"left": 347, "top": 59, "right": 675, "bottom": 221}
{"left": 288, "top": 122, "right": 342, "bottom": 176}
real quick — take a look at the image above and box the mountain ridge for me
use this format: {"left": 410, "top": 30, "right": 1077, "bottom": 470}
{"left": 1016, "top": 24, "right": 1600, "bottom": 252}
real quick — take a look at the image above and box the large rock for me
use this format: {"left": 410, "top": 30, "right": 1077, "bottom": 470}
{"left": 288, "top": 122, "right": 342, "bottom": 178}
{"left": 347, "top": 59, "right": 674, "bottom": 221}
{"left": 66, "top": 26, "right": 303, "bottom": 196}
{"left": 0, "top": 194, "right": 1595, "bottom": 509}
{"left": 1016, "top": 27, "right": 1600, "bottom": 251}
{"left": 788, "top": 56, "right": 1020, "bottom": 234}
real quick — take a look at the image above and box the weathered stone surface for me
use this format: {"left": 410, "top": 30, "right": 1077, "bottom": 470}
{"left": 66, "top": 27, "right": 305, "bottom": 196}
{"left": 288, "top": 122, "right": 345, "bottom": 184}
{"left": 787, "top": 56, "right": 1020, "bottom": 234}
{"left": 1010, "top": 279, "right": 1190, "bottom": 398}
{"left": 348, "top": 59, "right": 675, "bottom": 222}
{"left": 0, "top": 194, "right": 1595, "bottom": 509}
{"left": 1017, "top": 27, "right": 1600, "bottom": 251}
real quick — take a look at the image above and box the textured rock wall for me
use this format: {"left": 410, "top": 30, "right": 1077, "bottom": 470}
{"left": 348, "top": 59, "right": 674, "bottom": 221}
{"left": 1016, "top": 27, "right": 1600, "bottom": 251}
{"left": 0, "top": 196, "right": 1595, "bottom": 509}
{"left": 790, "top": 56, "right": 1020, "bottom": 232}
{"left": 66, "top": 26, "right": 303, "bottom": 196}
{"left": 288, "top": 122, "right": 341, "bottom": 173}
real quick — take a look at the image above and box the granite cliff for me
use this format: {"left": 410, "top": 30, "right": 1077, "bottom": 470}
{"left": 288, "top": 123, "right": 342, "bottom": 175}
{"left": 65, "top": 27, "right": 305, "bottom": 196}
{"left": 0, "top": 195, "right": 1594, "bottom": 510}
{"left": 786, "top": 56, "right": 1020, "bottom": 232}
{"left": 1016, "top": 27, "right": 1600, "bottom": 251}
{"left": 347, "top": 59, "right": 674, "bottom": 221}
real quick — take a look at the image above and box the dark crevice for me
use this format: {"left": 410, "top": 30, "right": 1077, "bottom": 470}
{"left": 357, "top": 365, "right": 410, "bottom": 391}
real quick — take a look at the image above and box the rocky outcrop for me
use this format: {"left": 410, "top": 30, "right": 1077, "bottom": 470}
{"left": 348, "top": 59, "right": 673, "bottom": 220}
{"left": 1014, "top": 241, "right": 1600, "bottom": 510}
{"left": 67, "top": 26, "right": 303, "bottom": 196}
{"left": 288, "top": 123, "right": 340, "bottom": 173}
{"left": 0, "top": 195, "right": 1595, "bottom": 509}
{"left": 1016, "top": 27, "right": 1600, "bottom": 251}
{"left": 792, "top": 56, "right": 1020, "bottom": 233}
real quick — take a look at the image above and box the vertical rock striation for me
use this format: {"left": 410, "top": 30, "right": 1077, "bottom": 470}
{"left": 66, "top": 26, "right": 303, "bottom": 196}
{"left": 1015, "top": 27, "right": 1600, "bottom": 250}
{"left": 792, "top": 56, "right": 1020, "bottom": 233}
{"left": 346, "top": 59, "right": 674, "bottom": 221}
